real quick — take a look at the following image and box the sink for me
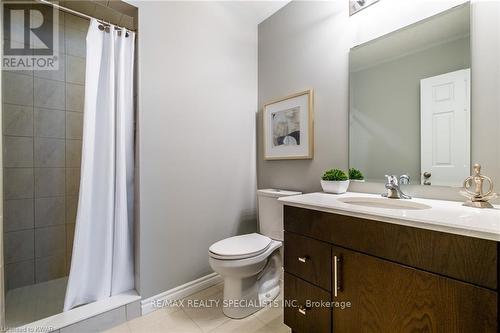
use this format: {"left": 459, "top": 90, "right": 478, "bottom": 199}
{"left": 337, "top": 197, "right": 432, "bottom": 210}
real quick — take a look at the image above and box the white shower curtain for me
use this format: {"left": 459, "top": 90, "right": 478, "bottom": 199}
{"left": 64, "top": 19, "right": 136, "bottom": 311}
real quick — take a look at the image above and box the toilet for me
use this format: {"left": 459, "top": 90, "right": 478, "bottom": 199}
{"left": 208, "top": 189, "right": 301, "bottom": 319}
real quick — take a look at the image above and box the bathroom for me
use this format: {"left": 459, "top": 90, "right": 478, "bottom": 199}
{"left": 0, "top": 0, "right": 499, "bottom": 332}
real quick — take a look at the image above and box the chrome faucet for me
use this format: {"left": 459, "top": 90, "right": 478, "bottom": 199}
{"left": 382, "top": 174, "right": 411, "bottom": 199}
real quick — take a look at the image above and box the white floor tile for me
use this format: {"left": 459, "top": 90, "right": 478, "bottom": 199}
{"left": 128, "top": 308, "right": 201, "bottom": 333}
{"left": 104, "top": 322, "right": 131, "bottom": 333}
{"left": 104, "top": 283, "right": 290, "bottom": 333}
{"left": 208, "top": 313, "right": 268, "bottom": 333}
{"left": 126, "top": 307, "right": 181, "bottom": 332}
{"left": 181, "top": 284, "right": 229, "bottom": 332}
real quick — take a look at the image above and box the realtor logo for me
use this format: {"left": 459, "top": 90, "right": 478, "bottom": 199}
{"left": 2, "top": 1, "right": 59, "bottom": 70}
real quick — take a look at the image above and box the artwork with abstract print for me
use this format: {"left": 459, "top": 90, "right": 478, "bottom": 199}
{"left": 263, "top": 89, "right": 313, "bottom": 160}
{"left": 272, "top": 106, "right": 300, "bottom": 147}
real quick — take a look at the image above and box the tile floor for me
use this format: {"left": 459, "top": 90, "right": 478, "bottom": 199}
{"left": 5, "top": 277, "right": 68, "bottom": 327}
{"left": 104, "top": 282, "right": 290, "bottom": 333}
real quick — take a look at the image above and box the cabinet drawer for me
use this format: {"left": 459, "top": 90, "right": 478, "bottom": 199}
{"left": 284, "top": 272, "right": 331, "bottom": 333}
{"left": 285, "top": 205, "right": 498, "bottom": 289}
{"left": 284, "top": 232, "right": 331, "bottom": 290}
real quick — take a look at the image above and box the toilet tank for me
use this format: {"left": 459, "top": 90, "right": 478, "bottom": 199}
{"left": 257, "top": 189, "right": 302, "bottom": 241}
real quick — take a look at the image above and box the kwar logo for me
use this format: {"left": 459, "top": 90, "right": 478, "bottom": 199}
{"left": 2, "top": 1, "right": 59, "bottom": 70}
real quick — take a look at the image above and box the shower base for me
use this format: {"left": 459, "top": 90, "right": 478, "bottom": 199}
{"left": 5, "top": 277, "right": 68, "bottom": 328}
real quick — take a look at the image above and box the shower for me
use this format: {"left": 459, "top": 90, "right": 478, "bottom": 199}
{"left": 1, "top": 0, "right": 138, "bottom": 329}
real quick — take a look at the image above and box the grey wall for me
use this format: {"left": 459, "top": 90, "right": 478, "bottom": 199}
{"left": 350, "top": 37, "right": 470, "bottom": 182}
{"left": 2, "top": 12, "right": 87, "bottom": 290}
{"left": 258, "top": 1, "right": 350, "bottom": 194}
{"left": 135, "top": 1, "right": 258, "bottom": 298}
{"left": 258, "top": 0, "right": 500, "bottom": 202}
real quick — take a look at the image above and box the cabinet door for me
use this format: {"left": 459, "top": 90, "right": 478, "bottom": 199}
{"left": 332, "top": 246, "right": 497, "bottom": 333}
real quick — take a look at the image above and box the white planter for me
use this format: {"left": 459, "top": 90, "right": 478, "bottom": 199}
{"left": 350, "top": 179, "right": 365, "bottom": 183}
{"left": 320, "top": 180, "right": 350, "bottom": 194}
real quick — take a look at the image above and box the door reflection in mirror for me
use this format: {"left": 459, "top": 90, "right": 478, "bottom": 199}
{"left": 349, "top": 3, "right": 470, "bottom": 187}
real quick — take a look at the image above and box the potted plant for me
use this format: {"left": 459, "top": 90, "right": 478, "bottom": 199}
{"left": 321, "top": 169, "right": 350, "bottom": 194}
{"left": 349, "top": 168, "right": 365, "bottom": 182}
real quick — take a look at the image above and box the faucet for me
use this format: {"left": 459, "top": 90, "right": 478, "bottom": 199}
{"left": 382, "top": 174, "right": 411, "bottom": 199}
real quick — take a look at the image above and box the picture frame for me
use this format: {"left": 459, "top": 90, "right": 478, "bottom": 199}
{"left": 263, "top": 90, "right": 314, "bottom": 160}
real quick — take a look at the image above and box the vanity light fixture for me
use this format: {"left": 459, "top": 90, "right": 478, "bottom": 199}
{"left": 349, "top": 0, "right": 379, "bottom": 16}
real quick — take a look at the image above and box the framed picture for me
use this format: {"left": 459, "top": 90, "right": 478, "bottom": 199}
{"left": 349, "top": 0, "right": 379, "bottom": 16}
{"left": 263, "top": 90, "right": 314, "bottom": 160}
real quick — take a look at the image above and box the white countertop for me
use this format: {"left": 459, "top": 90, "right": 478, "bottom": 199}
{"left": 278, "top": 192, "right": 500, "bottom": 241}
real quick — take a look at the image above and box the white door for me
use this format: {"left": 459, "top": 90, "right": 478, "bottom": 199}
{"left": 420, "top": 69, "right": 470, "bottom": 186}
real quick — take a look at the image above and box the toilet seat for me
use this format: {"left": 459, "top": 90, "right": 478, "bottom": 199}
{"left": 209, "top": 233, "right": 272, "bottom": 260}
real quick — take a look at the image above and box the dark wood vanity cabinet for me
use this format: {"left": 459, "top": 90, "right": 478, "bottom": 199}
{"left": 283, "top": 206, "right": 499, "bottom": 333}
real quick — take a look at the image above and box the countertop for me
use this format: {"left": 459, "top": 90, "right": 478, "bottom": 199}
{"left": 278, "top": 192, "right": 500, "bottom": 241}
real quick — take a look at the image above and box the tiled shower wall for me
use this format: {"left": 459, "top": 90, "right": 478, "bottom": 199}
{"left": 2, "top": 12, "right": 89, "bottom": 291}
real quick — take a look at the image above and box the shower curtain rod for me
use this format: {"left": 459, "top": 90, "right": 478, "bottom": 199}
{"left": 37, "top": 0, "right": 135, "bottom": 32}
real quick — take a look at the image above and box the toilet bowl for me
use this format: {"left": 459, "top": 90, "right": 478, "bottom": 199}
{"left": 209, "top": 233, "right": 282, "bottom": 318}
{"left": 208, "top": 189, "right": 301, "bottom": 319}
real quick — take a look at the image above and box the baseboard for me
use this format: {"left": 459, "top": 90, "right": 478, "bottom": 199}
{"left": 140, "top": 273, "right": 222, "bottom": 315}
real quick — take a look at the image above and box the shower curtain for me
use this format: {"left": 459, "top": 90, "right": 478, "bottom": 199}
{"left": 64, "top": 19, "right": 136, "bottom": 311}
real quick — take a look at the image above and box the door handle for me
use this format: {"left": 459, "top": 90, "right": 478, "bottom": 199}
{"left": 334, "top": 255, "right": 341, "bottom": 297}
{"left": 298, "top": 256, "right": 308, "bottom": 263}
{"left": 423, "top": 171, "right": 431, "bottom": 185}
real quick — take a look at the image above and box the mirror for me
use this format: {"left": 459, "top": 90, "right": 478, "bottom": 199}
{"left": 349, "top": 3, "right": 470, "bottom": 186}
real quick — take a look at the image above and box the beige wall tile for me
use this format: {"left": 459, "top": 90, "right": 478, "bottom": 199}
{"left": 66, "top": 139, "right": 82, "bottom": 168}
{"left": 34, "top": 109, "right": 66, "bottom": 139}
{"left": 5, "top": 260, "right": 35, "bottom": 290}
{"left": 65, "top": 27, "right": 87, "bottom": 58}
{"left": 35, "top": 168, "right": 66, "bottom": 197}
{"left": 5, "top": 199, "right": 34, "bottom": 232}
{"left": 4, "top": 168, "right": 34, "bottom": 199}
{"left": 65, "top": 168, "right": 81, "bottom": 196}
{"left": 65, "top": 195, "right": 78, "bottom": 224}
{"left": 3, "top": 104, "right": 34, "bottom": 136}
{"left": 4, "top": 136, "right": 33, "bottom": 167}
{"left": 35, "top": 254, "right": 66, "bottom": 283}
{"left": 35, "top": 197, "right": 66, "bottom": 228}
{"left": 66, "top": 112, "right": 83, "bottom": 139}
{"left": 35, "top": 138, "right": 66, "bottom": 167}
{"left": 34, "top": 78, "right": 65, "bottom": 110}
{"left": 35, "top": 225, "right": 66, "bottom": 258}
{"left": 65, "top": 83, "right": 85, "bottom": 112}
{"left": 3, "top": 73, "right": 34, "bottom": 106}
{"left": 66, "top": 55, "right": 86, "bottom": 85}
{"left": 4, "top": 230, "right": 34, "bottom": 263}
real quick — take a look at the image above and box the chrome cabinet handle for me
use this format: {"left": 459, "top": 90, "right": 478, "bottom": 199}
{"left": 298, "top": 306, "right": 308, "bottom": 315}
{"left": 298, "top": 256, "right": 308, "bottom": 263}
{"left": 334, "top": 255, "right": 341, "bottom": 297}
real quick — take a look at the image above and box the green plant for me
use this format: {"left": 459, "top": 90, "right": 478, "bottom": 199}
{"left": 349, "top": 168, "right": 364, "bottom": 180}
{"left": 321, "top": 169, "right": 348, "bottom": 181}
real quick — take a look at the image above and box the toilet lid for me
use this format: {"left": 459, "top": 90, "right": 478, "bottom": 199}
{"left": 209, "top": 233, "right": 272, "bottom": 259}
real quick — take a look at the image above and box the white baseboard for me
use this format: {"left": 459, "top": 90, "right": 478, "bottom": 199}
{"left": 140, "top": 273, "right": 222, "bottom": 315}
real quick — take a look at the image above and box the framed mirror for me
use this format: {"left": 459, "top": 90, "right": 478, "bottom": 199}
{"left": 349, "top": 3, "right": 470, "bottom": 187}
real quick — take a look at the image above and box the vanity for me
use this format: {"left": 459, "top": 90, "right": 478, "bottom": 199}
{"left": 276, "top": 3, "right": 500, "bottom": 331}
{"left": 280, "top": 192, "right": 500, "bottom": 332}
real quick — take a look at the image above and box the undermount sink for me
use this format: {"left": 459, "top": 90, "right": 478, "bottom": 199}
{"left": 337, "top": 197, "right": 432, "bottom": 210}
